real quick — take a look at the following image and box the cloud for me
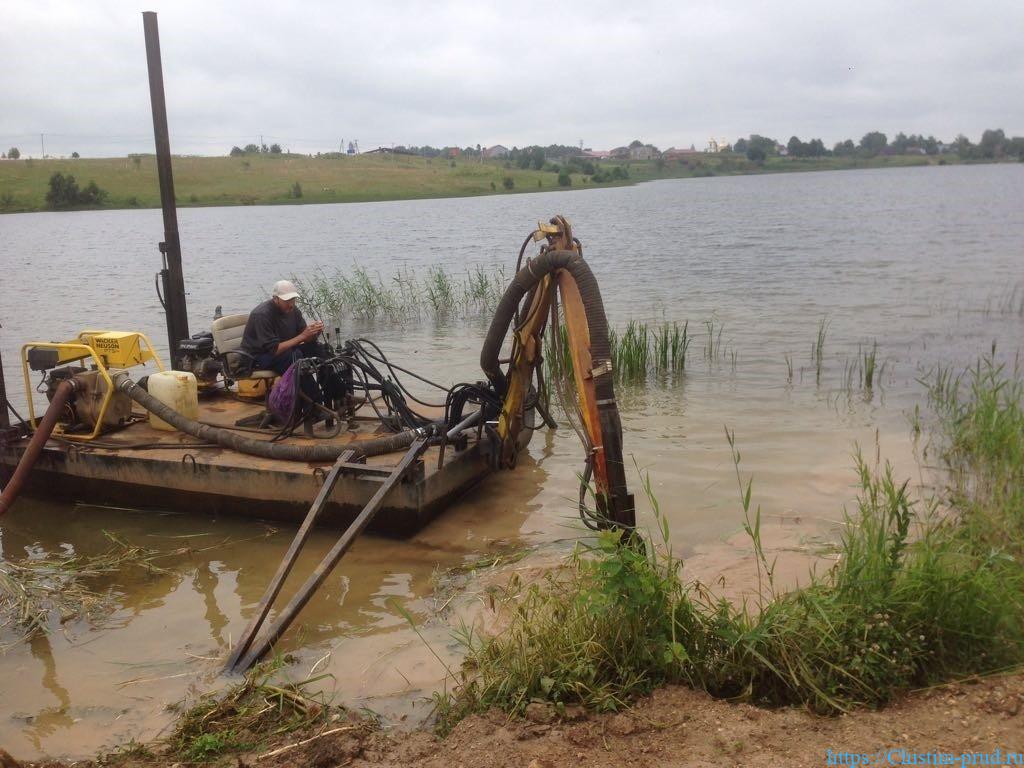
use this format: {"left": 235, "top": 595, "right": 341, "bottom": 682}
{"left": 1, "top": 0, "right": 1021, "bottom": 157}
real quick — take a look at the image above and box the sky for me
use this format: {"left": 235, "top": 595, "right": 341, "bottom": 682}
{"left": 2, "top": 0, "right": 1022, "bottom": 158}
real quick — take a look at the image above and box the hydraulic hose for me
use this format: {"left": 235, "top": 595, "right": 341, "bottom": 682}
{"left": 0, "top": 379, "right": 77, "bottom": 517}
{"left": 119, "top": 379, "right": 425, "bottom": 462}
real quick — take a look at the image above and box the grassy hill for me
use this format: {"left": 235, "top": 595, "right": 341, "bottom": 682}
{"left": 0, "top": 151, "right": 956, "bottom": 214}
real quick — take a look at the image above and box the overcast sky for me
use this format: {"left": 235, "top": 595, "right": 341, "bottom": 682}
{"left": 2, "top": 0, "right": 1021, "bottom": 158}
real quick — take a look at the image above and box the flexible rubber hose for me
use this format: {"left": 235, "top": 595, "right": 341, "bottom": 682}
{"left": 119, "top": 379, "right": 424, "bottom": 462}
{"left": 0, "top": 380, "right": 76, "bottom": 517}
{"left": 480, "top": 248, "right": 612, "bottom": 401}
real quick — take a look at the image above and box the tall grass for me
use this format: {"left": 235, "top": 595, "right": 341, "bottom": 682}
{"left": 545, "top": 319, "right": 689, "bottom": 388}
{"left": 435, "top": 357, "right": 1024, "bottom": 729}
{"left": 289, "top": 264, "right": 506, "bottom": 322}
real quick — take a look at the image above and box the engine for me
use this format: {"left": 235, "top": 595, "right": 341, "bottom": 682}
{"left": 174, "top": 331, "right": 221, "bottom": 388}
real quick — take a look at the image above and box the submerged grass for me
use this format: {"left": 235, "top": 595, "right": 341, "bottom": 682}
{"left": 435, "top": 356, "right": 1024, "bottom": 730}
{"left": 0, "top": 533, "right": 167, "bottom": 649}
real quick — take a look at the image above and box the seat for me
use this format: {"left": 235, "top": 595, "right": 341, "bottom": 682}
{"left": 211, "top": 313, "right": 277, "bottom": 397}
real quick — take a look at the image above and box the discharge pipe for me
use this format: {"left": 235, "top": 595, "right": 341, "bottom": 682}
{"left": 0, "top": 379, "right": 77, "bottom": 517}
{"left": 119, "top": 378, "right": 427, "bottom": 462}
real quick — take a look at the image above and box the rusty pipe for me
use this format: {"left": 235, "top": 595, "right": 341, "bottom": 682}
{"left": 0, "top": 379, "right": 77, "bottom": 517}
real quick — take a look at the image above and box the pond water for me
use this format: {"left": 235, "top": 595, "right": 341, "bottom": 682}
{"left": 1, "top": 163, "right": 1022, "bottom": 758}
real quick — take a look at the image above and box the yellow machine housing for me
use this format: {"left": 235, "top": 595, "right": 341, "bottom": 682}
{"left": 21, "top": 330, "right": 165, "bottom": 441}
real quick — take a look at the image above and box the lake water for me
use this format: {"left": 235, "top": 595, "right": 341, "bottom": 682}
{"left": 1, "top": 164, "right": 1022, "bottom": 758}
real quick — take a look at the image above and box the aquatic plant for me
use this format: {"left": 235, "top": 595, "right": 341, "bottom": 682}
{"left": 289, "top": 264, "right": 507, "bottom": 323}
{"left": 434, "top": 357, "right": 1024, "bottom": 728}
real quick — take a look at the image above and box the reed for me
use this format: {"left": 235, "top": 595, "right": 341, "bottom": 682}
{"left": 436, "top": 357, "right": 1024, "bottom": 728}
{"left": 812, "top": 316, "right": 829, "bottom": 384}
{"left": 289, "top": 264, "right": 507, "bottom": 322}
{"left": 703, "top": 316, "right": 724, "bottom": 361}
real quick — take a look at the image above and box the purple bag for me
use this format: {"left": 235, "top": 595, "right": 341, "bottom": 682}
{"left": 268, "top": 362, "right": 299, "bottom": 423}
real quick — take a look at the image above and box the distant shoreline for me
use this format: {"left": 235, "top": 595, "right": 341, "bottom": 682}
{"left": 0, "top": 152, "right": 1015, "bottom": 215}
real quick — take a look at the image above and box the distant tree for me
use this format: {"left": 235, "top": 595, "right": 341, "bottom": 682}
{"left": 628, "top": 139, "right": 644, "bottom": 148}
{"left": 131, "top": 155, "right": 142, "bottom": 170}
{"left": 787, "top": 136, "right": 806, "bottom": 157}
{"left": 1008, "top": 136, "right": 1024, "bottom": 160}
{"left": 290, "top": 181, "right": 302, "bottom": 198}
{"left": 747, "top": 135, "right": 777, "bottom": 157}
{"left": 806, "top": 138, "right": 827, "bottom": 157}
{"left": 71, "top": 151, "right": 80, "bottom": 158}
{"left": 978, "top": 128, "right": 1006, "bottom": 159}
{"left": 530, "top": 147, "right": 545, "bottom": 170}
{"left": 46, "top": 172, "right": 80, "bottom": 208}
{"left": 733, "top": 138, "right": 749, "bottom": 154}
{"left": 859, "top": 131, "right": 888, "bottom": 155}
{"left": 45, "top": 172, "right": 108, "bottom": 208}
{"left": 557, "top": 171, "right": 572, "bottom": 187}
{"left": 833, "top": 139, "right": 856, "bottom": 156}
{"left": 891, "top": 132, "right": 910, "bottom": 154}
{"left": 269, "top": 143, "right": 282, "bottom": 154}
{"left": 243, "top": 143, "right": 259, "bottom": 154}
{"left": 230, "top": 146, "right": 244, "bottom": 157}
{"left": 502, "top": 176, "right": 514, "bottom": 190}
{"left": 923, "top": 136, "right": 939, "bottom": 155}
{"left": 747, "top": 146, "right": 766, "bottom": 163}
{"left": 78, "top": 180, "right": 107, "bottom": 205}
{"left": 7, "top": 147, "right": 19, "bottom": 159}
{"left": 954, "top": 134, "right": 973, "bottom": 157}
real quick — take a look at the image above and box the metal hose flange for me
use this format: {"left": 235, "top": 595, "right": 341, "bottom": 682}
{"left": 0, "top": 379, "right": 77, "bottom": 517}
{"left": 119, "top": 379, "right": 426, "bottom": 462}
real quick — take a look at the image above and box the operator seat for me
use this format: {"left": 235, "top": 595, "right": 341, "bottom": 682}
{"left": 210, "top": 313, "right": 277, "bottom": 397}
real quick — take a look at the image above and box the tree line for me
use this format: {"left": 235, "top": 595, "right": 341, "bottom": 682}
{"left": 734, "top": 129, "right": 1024, "bottom": 162}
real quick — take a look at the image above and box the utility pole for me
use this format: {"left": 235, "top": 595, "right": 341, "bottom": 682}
{"left": 40, "top": 133, "right": 45, "bottom": 158}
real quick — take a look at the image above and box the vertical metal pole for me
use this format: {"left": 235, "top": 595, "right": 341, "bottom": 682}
{"left": 143, "top": 11, "right": 189, "bottom": 360}
{"left": 0, "top": 341, "right": 10, "bottom": 430}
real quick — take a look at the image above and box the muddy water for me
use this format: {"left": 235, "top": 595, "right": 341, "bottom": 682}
{"left": 2, "top": 164, "right": 1023, "bottom": 758}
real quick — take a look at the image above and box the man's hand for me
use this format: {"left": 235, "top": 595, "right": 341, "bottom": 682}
{"left": 301, "top": 321, "right": 324, "bottom": 341}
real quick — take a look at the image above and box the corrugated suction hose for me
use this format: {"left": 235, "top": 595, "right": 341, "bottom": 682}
{"left": 119, "top": 379, "right": 426, "bottom": 462}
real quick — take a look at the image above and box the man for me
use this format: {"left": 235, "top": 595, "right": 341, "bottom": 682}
{"left": 240, "top": 280, "right": 325, "bottom": 375}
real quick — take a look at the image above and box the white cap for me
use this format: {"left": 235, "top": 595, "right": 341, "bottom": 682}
{"left": 272, "top": 279, "right": 300, "bottom": 301}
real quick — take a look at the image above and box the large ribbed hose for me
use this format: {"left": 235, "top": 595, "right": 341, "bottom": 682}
{"left": 481, "top": 248, "right": 612, "bottom": 401}
{"left": 120, "top": 379, "right": 424, "bottom": 462}
{"left": 0, "top": 380, "right": 76, "bottom": 516}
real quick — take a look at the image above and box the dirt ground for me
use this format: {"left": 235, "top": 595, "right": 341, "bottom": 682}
{"left": 10, "top": 672, "right": 1021, "bottom": 768}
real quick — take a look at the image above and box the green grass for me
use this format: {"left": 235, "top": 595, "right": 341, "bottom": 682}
{"left": 0, "top": 151, "right": 977, "bottom": 214}
{"left": 290, "top": 263, "right": 506, "bottom": 323}
{"left": 434, "top": 356, "right": 1024, "bottom": 731}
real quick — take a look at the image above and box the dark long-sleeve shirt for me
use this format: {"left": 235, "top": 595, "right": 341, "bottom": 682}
{"left": 240, "top": 300, "right": 307, "bottom": 357}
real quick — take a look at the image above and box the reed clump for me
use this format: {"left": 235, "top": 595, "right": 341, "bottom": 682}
{"left": 546, "top": 319, "right": 690, "bottom": 388}
{"left": 290, "top": 264, "right": 506, "bottom": 322}
{"left": 435, "top": 357, "right": 1024, "bottom": 730}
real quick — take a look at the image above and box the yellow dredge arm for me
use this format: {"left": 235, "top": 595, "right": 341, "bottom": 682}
{"left": 491, "top": 217, "right": 635, "bottom": 531}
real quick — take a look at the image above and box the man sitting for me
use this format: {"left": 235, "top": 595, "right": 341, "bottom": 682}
{"left": 240, "top": 280, "right": 325, "bottom": 375}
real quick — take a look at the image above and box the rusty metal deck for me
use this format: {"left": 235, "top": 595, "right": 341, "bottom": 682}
{"left": 0, "top": 394, "right": 491, "bottom": 537}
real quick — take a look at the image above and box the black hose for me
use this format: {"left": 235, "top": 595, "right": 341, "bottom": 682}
{"left": 119, "top": 378, "right": 428, "bottom": 462}
{"left": 481, "top": 249, "right": 612, "bottom": 402}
